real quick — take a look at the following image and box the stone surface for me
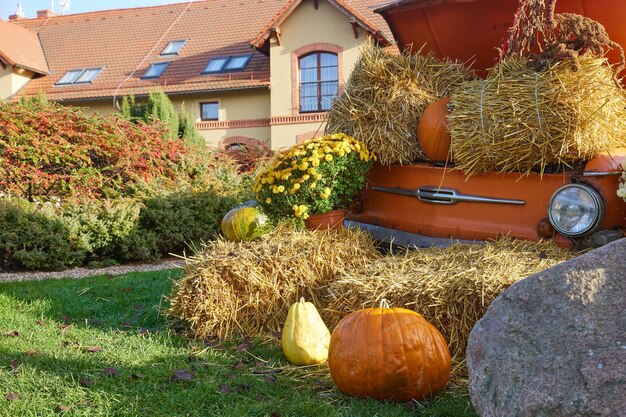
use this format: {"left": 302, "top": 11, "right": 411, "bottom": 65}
{"left": 467, "top": 238, "right": 626, "bottom": 417}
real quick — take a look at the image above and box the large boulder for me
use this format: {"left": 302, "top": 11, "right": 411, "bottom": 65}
{"left": 467, "top": 238, "right": 626, "bottom": 417}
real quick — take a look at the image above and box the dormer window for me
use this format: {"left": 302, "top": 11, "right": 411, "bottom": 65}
{"left": 224, "top": 55, "right": 252, "bottom": 71}
{"left": 202, "top": 54, "right": 252, "bottom": 74}
{"left": 55, "top": 68, "right": 104, "bottom": 85}
{"left": 142, "top": 62, "right": 170, "bottom": 79}
{"left": 202, "top": 57, "right": 229, "bottom": 74}
{"left": 161, "top": 40, "right": 187, "bottom": 56}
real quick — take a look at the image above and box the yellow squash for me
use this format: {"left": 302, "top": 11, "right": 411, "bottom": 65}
{"left": 281, "top": 298, "right": 331, "bottom": 365}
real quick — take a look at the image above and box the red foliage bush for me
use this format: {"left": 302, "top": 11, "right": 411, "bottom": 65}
{"left": 219, "top": 143, "right": 273, "bottom": 173}
{"left": 0, "top": 102, "right": 191, "bottom": 200}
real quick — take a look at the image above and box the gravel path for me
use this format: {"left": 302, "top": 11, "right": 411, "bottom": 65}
{"left": 0, "top": 258, "right": 186, "bottom": 283}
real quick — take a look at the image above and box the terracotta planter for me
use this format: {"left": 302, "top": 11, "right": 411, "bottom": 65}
{"left": 304, "top": 210, "right": 347, "bottom": 230}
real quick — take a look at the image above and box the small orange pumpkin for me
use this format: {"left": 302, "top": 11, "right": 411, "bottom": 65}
{"left": 328, "top": 300, "right": 451, "bottom": 401}
{"left": 418, "top": 97, "right": 452, "bottom": 162}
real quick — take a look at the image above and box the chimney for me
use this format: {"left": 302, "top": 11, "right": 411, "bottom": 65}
{"left": 36, "top": 9, "right": 56, "bottom": 18}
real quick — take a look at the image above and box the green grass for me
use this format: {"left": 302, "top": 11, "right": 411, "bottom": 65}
{"left": 0, "top": 270, "right": 477, "bottom": 417}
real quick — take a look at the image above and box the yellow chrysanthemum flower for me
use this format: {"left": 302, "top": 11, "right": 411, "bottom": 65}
{"left": 325, "top": 154, "right": 333, "bottom": 162}
{"left": 265, "top": 197, "right": 272, "bottom": 204}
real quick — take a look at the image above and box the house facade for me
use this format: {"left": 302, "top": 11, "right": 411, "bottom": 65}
{"left": 0, "top": 0, "right": 394, "bottom": 150}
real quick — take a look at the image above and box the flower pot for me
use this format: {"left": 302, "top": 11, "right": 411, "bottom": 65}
{"left": 304, "top": 210, "right": 347, "bottom": 230}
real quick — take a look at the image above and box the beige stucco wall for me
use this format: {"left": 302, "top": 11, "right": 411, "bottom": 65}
{"left": 269, "top": 0, "right": 367, "bottom": 118}
{"left": 271, "top": 122, "right": 327, "bottom": 150}
{"left": 170, "top": 89, "right": 269, "bottom": 122}
{"left": 62, "top": 89, "right": 272, "bottom": 149}
{"left": 0, "top": 66, "right": 35, "bottom": 100}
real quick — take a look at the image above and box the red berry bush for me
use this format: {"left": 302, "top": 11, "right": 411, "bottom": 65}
{"left": 0, "top": 101, "right": 190, "bottom": 200}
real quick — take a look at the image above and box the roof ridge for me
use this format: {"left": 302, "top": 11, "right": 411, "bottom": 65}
{"left": 11, "top": 0, "right": 217, "bottom": 23}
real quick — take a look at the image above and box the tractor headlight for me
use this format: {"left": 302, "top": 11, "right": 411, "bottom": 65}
{"left": 548, "top": 184, "right": 604, "bottom": 237}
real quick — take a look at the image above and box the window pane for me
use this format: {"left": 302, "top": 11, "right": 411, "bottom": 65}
{"left": 224, "top": 55, "right": 251, "bottom": 71}
{"left": 320, "top": 53, "right": 337, "bottom": 67}
{"left": 75, "top": 68, "right": 103, "bottom": 83}
{"left": 300, "top": 68, "right": 318, "bottom": 83}
{"left": 320, "top": 66, "right": 337, "bottom": 82}
{"left": 201, "top": 102, "right": 218, "bottom": 120}
{"left": 142, "top": 62, "right": 170, "bottom": 79}
{"left": 300, "top": 96, "right": 318, "bottom": 112}
{"left": 56, "top": 69, "right": 84, "bottom": 85}
{"left": 161, "top": 40, "right": 186, "bottom": 55}
{"left": 299, "top": 54, "right": 318, "bottom": 69}
{"left": 203, "top": 58, "right": 228, "bottom": 73}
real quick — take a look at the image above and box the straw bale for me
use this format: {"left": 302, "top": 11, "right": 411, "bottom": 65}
{"left": 449, "top": 56, "right": 626, "bottom": 177}
{"left": 321, "top": 238, "right": 576, "bottom": 384}
{"left": 325, "top": 41, "right": 474, "bottom": 165}
{"left": 167, "top": 227, "right": 381, "bottom": 339}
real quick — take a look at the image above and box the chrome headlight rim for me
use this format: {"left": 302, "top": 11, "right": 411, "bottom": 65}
{"left": 548, "top": 183, "right": 604, "bottom": 237}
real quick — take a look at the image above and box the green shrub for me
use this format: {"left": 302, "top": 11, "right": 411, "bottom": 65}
{"left": 178, "top": 104, "right": 205, "bottom": 147}
{"left": 60, "top": 198, "right": 143, "bottom": 260}
{"left": 0, "top": 199, "right": 85, "bottom": 271}
{"left": 137, "top": 190, "right": 238, "bottom": 256}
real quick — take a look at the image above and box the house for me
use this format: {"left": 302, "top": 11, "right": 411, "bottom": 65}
{"left": 0, "top": 0, "right": 394, "bottom": 149}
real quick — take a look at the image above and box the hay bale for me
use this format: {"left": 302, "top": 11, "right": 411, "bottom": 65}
{"left": 449, "top": 56, "right": 626, "bottom": 177}
{"left": 168, "top": 227, "right": 380, "bottom": 339}
{"left": 322, "top": 238, "right": 576, "bottom": 384}
{"left": 325, "top": 42, "right": 474, "bottom": 165}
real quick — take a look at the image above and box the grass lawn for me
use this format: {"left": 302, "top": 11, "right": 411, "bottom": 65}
{"left": 0, "top": 269, "right": 477, "bottom": 417}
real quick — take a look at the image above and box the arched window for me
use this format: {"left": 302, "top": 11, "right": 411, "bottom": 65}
{"left": 299, "top": 52, "right": 338, "bottom": 113}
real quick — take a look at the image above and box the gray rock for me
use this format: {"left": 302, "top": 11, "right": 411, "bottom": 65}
{"left": 467, "top": 238, "right": 626, "bottom": 417}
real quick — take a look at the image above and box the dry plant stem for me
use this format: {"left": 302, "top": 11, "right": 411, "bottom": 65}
{"left": 321, "top": 237, "right": 576, "bottom": 385}
{"left": 325, "top": 40, "right": 474, "bottom": 165}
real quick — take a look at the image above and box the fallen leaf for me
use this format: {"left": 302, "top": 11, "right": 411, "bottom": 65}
{"left": 255, "top": 360, "right": 268, "bottom": 367}
{"left": 59, "top": 324, "right": 73, "bottom": 334}
{"left": 9, "top": 359, "right": 19, "bottom": 371}
{"left": 236, "top": 335, "right": 251, "bottom": 352}
{"left": 264, "top": 375, "right": 277, "bottom": 383}
{"left": 218, "top": 384, "right": 231, "bottom": 394}
{"left": 6, "top": 392, "right": 19, "bottom": 401}
{"left": 203, "top": 336, "right": 225, "bottom": 350}
{"left": 25, "top": 349, "right": 37, "bottom": 356}
{"left": 35, "top": 320, "right": 46, "bottom": 326}
{"left": 56, "top": 405, "right": 70, "bottom": 412}
{"left": 539, "top": 250, "right": 548, "bottom": 259}
{"left": 170, "top": 370, "right": 195, "bottom": 382}
{"left": 85, "top": 346, "right": 102, "bottom": 353}
{"left": 273, "top": 331, "right": 282, "bottom": 341}
{"left": 4, "top": 330, "right": 19, "bottom": 337}
{"left": 103, "top": 367, "right": 120, "bottom": 377}
{"left": 236, "top": 383, "right": 251, "bottom": 392}
{"left": 231, "top": 361, "right": 246, "bottom": 371}
{"left": 79, "top": 379, "right": 94, "bottom": 387}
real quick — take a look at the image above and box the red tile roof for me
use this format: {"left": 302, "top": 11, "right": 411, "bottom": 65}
{"left": 0, "top": 19, "right": 49, "bottom": 74}
{"left": 10, "top": 0, "right": 392, "bottom": 102}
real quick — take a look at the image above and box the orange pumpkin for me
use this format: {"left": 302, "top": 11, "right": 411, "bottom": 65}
{"left": 328, "top": 301, "right": 451, "bottom": 401}
{"left": 418, "top": 97, "right": 452, "bottom": 162}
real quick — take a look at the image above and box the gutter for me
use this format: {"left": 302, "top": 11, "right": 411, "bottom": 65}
{"left": 53, "top": 85, "right": 271, "bottom": 104}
